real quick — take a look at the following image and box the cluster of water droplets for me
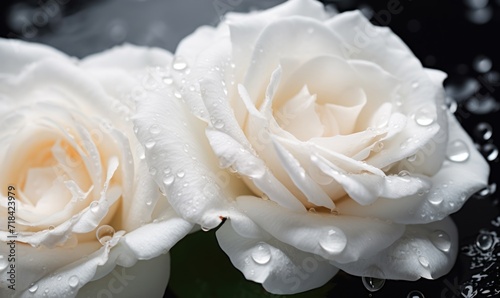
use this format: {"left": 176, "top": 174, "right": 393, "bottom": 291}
{"left": 359, "top": 229, "right": 452, "bottom": 294}
{"left": 26, "top": 273, "right": 81, "bottom": 296}
{"left": 460, "top": 221, "right": 500, "bottom": 297}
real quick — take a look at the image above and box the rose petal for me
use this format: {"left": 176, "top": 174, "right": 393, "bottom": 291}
{"left": 216, "top": 219, "right": 339, "bottom": 295}
{"left": 0, "top": 241, "right": 100, "bottom": 297}
{"left": 325, "top": 10, "right": 423, "bottom": 83}
{"left": 81, "top": 44, "right": 172, "bottom": 72}
{"left": 228, "top": 0, "right": 329, "bottom": 83}
{"left": 311, "top": 153, "right": 431, "bottom": 205}
{"left": 272, "top": 139, "right": 335, "bottom": 209}
{"left": 332, "top": 217, "right": 458, "bottom": 280}
{"left": 242, "top": 18, "right": 344, "bottom": 102}
{"left": 121, "top": 209, "right": 193, "bottom": 260}
{"left": 236, "top": 196, "right": 405, "bottom": 264}
{"left": 77, "top": 254, "right": 171, "bottom": 298}
{"left": 338, "top": 113, "right": 489, "bottom": 224}
{"left": 0, "top": 39, "right": 69, "bottom": 77}
{"left": 275, "top": 86, "right": 324, "bottom": 140}
{"left": 133, "top": 88, "right": 237, "bottom": 229}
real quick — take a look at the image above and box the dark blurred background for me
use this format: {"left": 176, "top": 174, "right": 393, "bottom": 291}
{"left": 1, "top": 0, "right": 499, "bottom": 297}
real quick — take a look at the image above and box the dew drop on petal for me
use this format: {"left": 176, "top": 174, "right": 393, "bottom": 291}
{"left": 430, "top": 230, "right": 451, "bottom": 252}
{"left": 476, "top": 233, "right": 493, "bottom": 250}
{"left": 398, "top": 170, "right": 411, "bottom": 182}
{"left": 319, "top": 227, "right": 347, "bottom": 254}
{"left": 428, "top": 192, "right": 444, "bottom": 205}
{"left": 414, "top": 107, "right": 435, "bottom": 126}
{"left": 407, "top": 154, "right": 417, "bottom": 162}
{"left": 89, "top": 201, "right": 99, "bottom": 213}
{"left": 362, "top": 276, "right": 385, "bottom": 292}
{"left": 418, "top": 256, "right": 430, "bottom": 268}
{"left": 362, "top": 267, "right": 385, "bottom": 292}
{"left": 163, "top": 76, "right": 173, "bottom": 85}
{"left": 446, "top": 140, "right": 470, "bottom": 162}
{"left": 172, "top": 56, "right": 187, "bottom": 71}
{"left": 96, "top": 225, "right": 115, "bottom": 245}
{"left": 213, "top": 119, "right": 225, "bottom": 129}
{"left": 145, "top": 140, "right": 156, "bottom": 149}
{"left": 407, "top": 290, "right": 425, "bottom": 298}
{"left": 29, "top": 283, "right": 38, "bottom": 293}
{"left": 251, "top": 242, "right": 272, "bottom": 265}
{"left": 176, "top": 170, "right": 185, "bottom": 178}
{"left": 149, "top": 125, "right": 161, "bottom": 134}
{"left": 163, "top": 175, "right": 174, "bottom": 186}
{"left": 68, "top": 275, "right": 79, "bottom": 288}
{"left": 149, "top": 167, "right": 157, "bottom": 176}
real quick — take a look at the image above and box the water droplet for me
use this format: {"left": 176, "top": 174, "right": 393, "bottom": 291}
{"left": 476, "top": 233, "right": 493, "bottom": 250}
{"left": 213, "top": 119, "right": 225, "bottom": 129}
{"left": 176, "top": 170, "right": 185, "bottom": 178}
{"left": 68, "top": 275, "right": 79, "bottom": 288}
{"left": 414, "top": 107, "right": 435, "bottom": 126}
{"left": 481, "top": 143, "right": 499, "bottom": 161}
{"left": 372, "top": 142, "right": 384, "bottom": 152}
{"left": 428, "top": 192, "right": 444, "bottom": 205}
{"left": 163, "top": 167, "right": 171, "bottom": 174}
{"left": 201, "top": 226, "right": 210, "bottom": 232}
{"left": 407, "top": 154, "right": 417, "bottom": 162}
{"left": 149, "top": 125, "right": 161, "bottom": 135}
{"left": 149, "top": 167, "right": 157, "bottom": 176}
{"left": 251, "top": 242, "right": 272, "bottom": 265}
{"left": 446, "top": 140, "right": 470, "bottom": 162}
{"left": 407, "top": 290, "right": 425, "bottom": 298}
{"left": 473, "top": 55, "right": 492, "bottom": 73}
{"left": 96, "top": 225, "right": 115, "bottom": 245}
{"left": 412, "top": 81, "right": 419, "bottom": 88}
{"left": 430, "top": 230, "right": 451, "bottom": 252}
{"left": 362, "top": 267, "right": 385, "bottom": 292}
{"left": 89, "top": 201, "right": 99, "bottom": 213}
{"left": 319, "top": 228, "right": 347, "bottom": 254}
{"left": 163, "top": 175, "right": 175, "bottom": 186}
{"left": 172, "top": 56, "right": 187, "bottom": 71}
{"left": 398, "top": 170, "right": 411, "bottom": 182}
{"left": 145, "top": 139, "right": 156, "bottom": 149}
{"left": 474, "top": 122, "right": 493, "bottom": 141}
{"left": 57, "top": 275, "right": 62, "bottom": 281}
{"left": 418, "top": 256, "right": 430, "bottom": 268}
{"left": 174, "top": 90, "right": 182, "bottom": 99}
{"left": 163, "top": 76, "right": 173, "bottom": 85}
{"left": 308, "top": 208, "right": 317, "bottom": 213}
{"left": 29, "top": 283, "right": 38, "bottom": 293}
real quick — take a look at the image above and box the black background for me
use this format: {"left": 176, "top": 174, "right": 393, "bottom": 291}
{"left": 1, "top": 0, "right": 499, "bottom": 297}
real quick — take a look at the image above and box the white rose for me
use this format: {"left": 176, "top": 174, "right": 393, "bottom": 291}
{"left": 134, "top": 0, "right": 490, "bottom": 294}
{"left": 0, "top": 39, "right": 193, "bottom": 297}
